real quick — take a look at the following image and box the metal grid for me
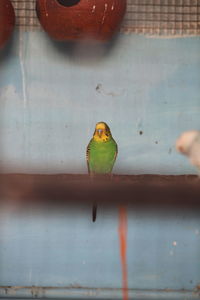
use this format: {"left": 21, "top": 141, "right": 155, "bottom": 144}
{"left": 11, "top": 0, "right": 38, "bottom": 28}
{"left": 122, "top": 0, "right": 200, "bottom": 35}
{"left": 11, "top": 0, "right": 200, "bottom": 36}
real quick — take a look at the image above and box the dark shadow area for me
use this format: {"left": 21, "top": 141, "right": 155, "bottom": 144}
{"left": 48, "top": 32, "right": 122, "bottom": 63}
{"left": 0, "top": 31, "right": 15, "bottom": 66}
{"left": 0, "top": 32, "right": 16, "bottom": 177}
{"left": 57, "top": 0, "right": 81, "bottom": 6}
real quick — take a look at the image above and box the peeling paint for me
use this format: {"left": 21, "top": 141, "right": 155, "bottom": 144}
{"left": 95, "top": 83, "right": 125, "bottom": 97}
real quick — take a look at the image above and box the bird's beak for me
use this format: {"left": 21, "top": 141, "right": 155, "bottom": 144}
{"left": 97, "top": 129, "right": 103, "bottom": 138}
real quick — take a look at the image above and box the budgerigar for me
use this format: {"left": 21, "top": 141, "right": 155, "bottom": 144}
{"left": 176, "top": 130, "right": 200, "bottom": 175}
{"left": 86, "top": 122, "right": 118, "bottom": 221}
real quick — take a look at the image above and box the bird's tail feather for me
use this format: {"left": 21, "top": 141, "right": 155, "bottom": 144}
{"left": 92, "top": 204, "right": 97, "bottom": 222}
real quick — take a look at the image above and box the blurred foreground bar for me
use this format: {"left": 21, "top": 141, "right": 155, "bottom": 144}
{"left": 0, "top": 174, "right": 199, "bottom": 208}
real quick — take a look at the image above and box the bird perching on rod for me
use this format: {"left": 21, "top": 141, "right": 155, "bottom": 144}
{"left": 86, "top": 122, "right": 118, "bottom": 222}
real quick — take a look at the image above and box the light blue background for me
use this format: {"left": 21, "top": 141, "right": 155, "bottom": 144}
{"left": 0, "top": 204, "right": 200, "bottom": 292}
{"left": 0, "top": 31, "right": 200, "bottom": 299}
{"left": 0, "top": 31, "right": 199, "bottom": 174}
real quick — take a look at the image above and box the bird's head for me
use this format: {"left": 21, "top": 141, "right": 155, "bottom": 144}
{"left": 176, "top": 130, "right": 199, "bottom": 155}
{"left": 93, "top": 122, "right": 112, "bottom": 142}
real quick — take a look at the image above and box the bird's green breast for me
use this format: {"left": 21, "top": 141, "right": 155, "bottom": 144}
{"left": 88, "top": 138, "right": 117, "bottom": 174}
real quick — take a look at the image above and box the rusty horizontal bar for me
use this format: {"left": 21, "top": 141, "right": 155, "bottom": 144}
{"left": 0, "top": 174, "right": 200, "bottom": 207}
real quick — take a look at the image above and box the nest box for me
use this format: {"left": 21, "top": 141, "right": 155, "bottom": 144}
{"left": 36, "top": 0, "right": 126, "bottom": 41}
{"left": 0, "top": 0, "right": 15, "bottom": 48}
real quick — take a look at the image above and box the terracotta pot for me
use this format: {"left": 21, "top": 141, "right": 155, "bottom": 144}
{"left": 36, "top": 0, "right": 126, "bottom": 41}
{"left": 0, "top": 0, "right": 15, "bottom": 48}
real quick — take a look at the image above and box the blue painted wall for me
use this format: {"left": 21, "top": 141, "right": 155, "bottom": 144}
{"left": 0, "top": 204, "right": 200, "bottom": 294}
{"left": 1, "top": 31, "right": 200, "bottom": 298}
{"left": 0, "top": 31, "right": 200, "bottom": 174}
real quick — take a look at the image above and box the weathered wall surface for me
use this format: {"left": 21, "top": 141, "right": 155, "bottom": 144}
{"left": 0, "top": 31, "right": 199, "bottom": 174}
{"left": 0, "top": 22, "right": 200, "bottom": 300}
{"left": 1, "top": 203, "right": 200, "bottom": 294}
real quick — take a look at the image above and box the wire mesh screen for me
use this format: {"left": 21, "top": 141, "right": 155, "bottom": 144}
{"left": 123, "top": 0, "right": 200, "bottom": 35}
{"left": 11, "top": 0, "right": 200, "bottom": 36}
{"left": 12, "top": 0, "right": 38, "bottom": 28}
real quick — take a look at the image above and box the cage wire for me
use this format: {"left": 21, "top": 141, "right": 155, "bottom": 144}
{"left": 11, "top": 0, "right": 200, "bottom": 36}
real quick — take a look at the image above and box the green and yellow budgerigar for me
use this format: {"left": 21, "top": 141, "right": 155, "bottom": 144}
{"left": 86, "top": 122, "right": 118, "bottom": 221}
{"left": 87, "top": 122, "right": 118, "bottom": 176}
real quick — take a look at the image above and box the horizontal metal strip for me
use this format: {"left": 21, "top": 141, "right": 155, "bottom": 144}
{"left": 0, "top": 287, "right": 200, "bottom": 299}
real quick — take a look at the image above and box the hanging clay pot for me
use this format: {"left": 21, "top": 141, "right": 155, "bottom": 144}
{"left": 36, "top": 0, "right": 126, "bottom": 41}
{"left": 0, "top": 0, "right": 15, "bottom": 48}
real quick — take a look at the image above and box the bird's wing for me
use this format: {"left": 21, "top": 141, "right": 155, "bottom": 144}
{"left": 110, "top": 142, "right": 118, "bottom": 174}
{"left": 86, "top": 142, "right": 91, "bottom": 174}
{"left": 113, "top": 142, "right": 118, "bottom": 164}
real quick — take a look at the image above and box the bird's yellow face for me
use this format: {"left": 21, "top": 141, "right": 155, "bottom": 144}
{"left": 93, "top": 122, "right": 112, "bottom": 142}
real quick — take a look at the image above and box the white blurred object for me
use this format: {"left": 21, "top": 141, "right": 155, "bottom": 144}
{"left": 176, "top": 130, "right": 200, "bottom": 174}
